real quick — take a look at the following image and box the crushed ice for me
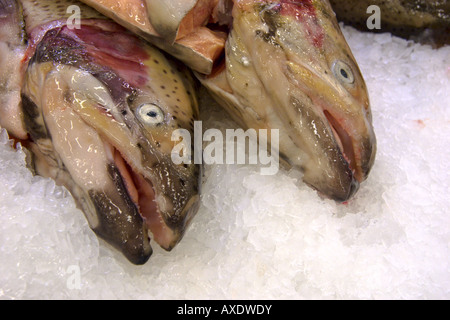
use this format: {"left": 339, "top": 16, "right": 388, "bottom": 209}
{"left": 0, "top": 26, "right": 449, "bottom": 299}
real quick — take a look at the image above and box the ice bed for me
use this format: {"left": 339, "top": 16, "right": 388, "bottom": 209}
{"left": 0, "top": 25, "right": 449, "bottom": 299}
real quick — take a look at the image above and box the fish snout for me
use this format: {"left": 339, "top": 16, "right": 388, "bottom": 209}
{"left": 154, "top": 192, "right": 201, "bottom": 251}
{"left": 310, "top": 104, "right": 375, "bottom": 203}
{"left": 284, "top": 59, "right": 376, "bottom": 200}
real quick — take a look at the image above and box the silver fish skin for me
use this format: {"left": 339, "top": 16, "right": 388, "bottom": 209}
{"left": 199, "top": 0, "right": 377, "bottom": 201}
{"left": 9, "top": 0, "right": 201, "bottom": 264}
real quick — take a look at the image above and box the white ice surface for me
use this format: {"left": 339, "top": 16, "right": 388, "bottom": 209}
{"left": 0, "top": 26, "right": 449, "bottom": 299}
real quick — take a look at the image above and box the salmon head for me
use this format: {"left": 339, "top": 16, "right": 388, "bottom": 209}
{"left": 19, "top": 0, "right": 201, "bottom": 264}
{"left": 199, "top": 0, "right": 377, "bottom": 201}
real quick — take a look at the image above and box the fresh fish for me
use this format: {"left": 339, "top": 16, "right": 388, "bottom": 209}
{"left": 76, "top": 0, "right": 377, "bottom": 201}
{"left": 198, "top": 0, "right": 376, "bottom": 201}
{"left": 74, "top": 0, "right": 377, "bottom": 201}
{"left": 79, "top": 0, "right": 229, "bottom": 74}
{"left": 2, "top": 0, "right": 201, "bottom": 264}
{"left": 329, "top": 0, "right": 450, "bottom": 46}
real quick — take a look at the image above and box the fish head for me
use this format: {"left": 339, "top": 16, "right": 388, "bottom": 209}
{"left": 119, "top": 52, "right": 202, "bottom": 251}
{"left": 201, "top": 0, "right": 376, "bottom": 201}
{"left": 22, "top": 22, "right": 201, "bottom": 264}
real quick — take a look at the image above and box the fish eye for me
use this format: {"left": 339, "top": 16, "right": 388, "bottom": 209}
{"left": 137, "top": 103, "right": 165, "bottom": 125}
{"left": 333, "top": 61, "right": 355, "bottom": 85}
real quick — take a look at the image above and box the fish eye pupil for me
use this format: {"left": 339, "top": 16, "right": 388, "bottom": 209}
{"left": 333, "top": 61, "right": 355, "bottom": 85}
{"left": 137, "top": 103, "right": 165, "bottom": 125}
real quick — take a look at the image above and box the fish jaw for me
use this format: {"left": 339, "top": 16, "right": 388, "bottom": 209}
{"left": 22, "top": 66, "right": 153, "bottom": 264}
{"left": 284, "top": 58, "right": 377, "bottom": 185}
{"left": 21, "top": 21, "right": 201, "bottom": 263}
{"left": 201, "top": 0, "right": 376, "bottom": 201}
{"left": 274, "top": 0, "right": 377, "bottom": 185}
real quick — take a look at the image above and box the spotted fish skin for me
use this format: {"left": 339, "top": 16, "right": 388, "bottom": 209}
{"left": 329, "top": 0, "right": 450, "bottom": 46}
{"left": 4, "top": 0, "right": 201, "bottom": 264}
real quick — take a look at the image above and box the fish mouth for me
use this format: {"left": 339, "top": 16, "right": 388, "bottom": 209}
{"left": 323, "top": 108, "right": 376, "bottom": 186}
{"left": 323, "top": 110, "right": 358, "bottom": 180}
{"left": 282, "top": 60, "right": 375, "bottom": 200}
{"left": 108, "top": 144, "right": 190, "bottom": 252}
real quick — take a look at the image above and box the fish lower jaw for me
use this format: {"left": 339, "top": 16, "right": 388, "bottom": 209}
{"left": 110, "top": 145, "right": 177, "bottom": 251}
{"left": 306, "top": 178, "right": 359, "bottom": 203}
